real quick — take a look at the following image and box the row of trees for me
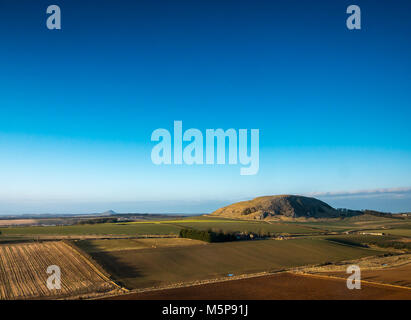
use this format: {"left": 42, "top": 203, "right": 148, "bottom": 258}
{"left": 179, "top": 228, "right": 237, "bottom": 243}
{"left": 179, "top": 228, "right": 275, "bottom": 242}
{"left": 76, "top": 217, "right": 119, "bottom": 225}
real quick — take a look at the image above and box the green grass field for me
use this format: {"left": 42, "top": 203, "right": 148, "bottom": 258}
{"left": 78, "top": 238, "right": 382, "bottom": 289}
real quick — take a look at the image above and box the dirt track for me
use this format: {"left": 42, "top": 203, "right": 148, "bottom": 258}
{"left": 105, "top": 272, "right": 411, "bottom": 300}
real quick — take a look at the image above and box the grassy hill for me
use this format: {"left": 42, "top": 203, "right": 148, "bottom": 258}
{"left": 211, "top": 195, "right": 360, "bottom": 220}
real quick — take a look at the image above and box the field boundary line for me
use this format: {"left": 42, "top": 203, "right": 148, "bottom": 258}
{"left": 93, "top": 269, "right": 292, "bottom": 299}
{"left": 61, "top": 241, "right": 128, "bottom": 293}
{"left": 295, "top": 272, "right": 411, "bottom": 291}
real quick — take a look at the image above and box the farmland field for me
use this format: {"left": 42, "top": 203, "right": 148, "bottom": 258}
{"left": 3, "top": 214, "right": 408, "bottom": 241}
{"left": 322, "top": 262, "right": 411, "bottom": 288}
{"left": 74, "top": 238, "right": 206, "bottom": 253}
{"left": 1, "top": 214, "right": 409, "bottom": 300}
{"left": 0, "top": 222, "right": 182, "bottom": 237}
{"left": 162, "top": 220, "right": 321, "bottom": 234}
{"left": 367, "top": 229, "right": 411, "bottom": 237}
{"left": 324, "top": 234, "right": 411, "bottom": 250}
{"left": 106, "top": 272, "right": 411, "bottom": 300}
{"left": 0, "top": 219, "right": 37, "bottom": 226}
{"left": 0, "top": 216, "right": 324, "bottom": 239}
{"left": 295, "top": 215, "right": 411, "bottom": 232}
{"left": 0, "top": 241, "right": 118, "bottom": 299}
{"left": 78, "top": 238, "right": 382, "bottom": 289}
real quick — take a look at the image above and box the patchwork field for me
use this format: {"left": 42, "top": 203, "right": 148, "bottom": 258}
{"left": 2, "top": 215, "right": 408, "bottom": 241}
{"left": 1, "top": 214, "right": 409, "bottom": 300}
{"left": 106, "top": 272, "right": 411, "bottom": 300}
{"left": 77, "top": 238, "right": 381, "bottom": 289}
{"left": 0, "top": 216, "right": 325, "bottom": 240}
{"left": 0, "top": 241, "right": 118, "bottom": 299}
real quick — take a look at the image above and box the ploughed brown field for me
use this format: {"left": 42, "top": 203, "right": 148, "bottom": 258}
{"left": 321, "top": 263, "right": 411, "bottom": 288}
{"left": 0, "top": 241, "right": 118, "bottom": 299}
{"left": 105, "top": 273, "right": 411, "bottom": 300}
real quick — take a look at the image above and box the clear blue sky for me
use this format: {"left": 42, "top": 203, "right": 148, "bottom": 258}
{"left": 1, "top": 0, "right": 411, "bottom": 214}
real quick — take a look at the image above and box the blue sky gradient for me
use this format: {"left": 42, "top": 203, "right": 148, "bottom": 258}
{"left": 0, "top": 0, "right": 411, "bottom": 214}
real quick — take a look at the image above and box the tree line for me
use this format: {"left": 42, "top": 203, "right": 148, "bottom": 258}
{"left": 76, "top": 217, "right": 119, "bottom": 225}
{"left": 179, "top": 228, "right": 274, "bottom": 243}
{"left": 179, "top": 228, "right": 237, "bottom": 242}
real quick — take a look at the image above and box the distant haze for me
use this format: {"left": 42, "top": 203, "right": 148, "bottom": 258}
{"left": 0, "top": 188, "right": 411, "bottom": 215}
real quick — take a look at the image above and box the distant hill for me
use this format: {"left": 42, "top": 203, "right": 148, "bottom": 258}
{"left": 211, "top": 195, "right": 361, "bottom": 220}
{"left": 101, "top": 210, "right": 117, "bottom": 216}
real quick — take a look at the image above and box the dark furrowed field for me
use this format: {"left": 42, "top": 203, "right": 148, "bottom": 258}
{"left": 106, "top": 272, "right": 411, "bottom": 300}
{"left": 79, "top": 238, "right": 381, "bottom": 289}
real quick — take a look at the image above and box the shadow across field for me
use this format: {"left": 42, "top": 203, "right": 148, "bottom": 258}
{"left": 76, "top": 241, "right": 144, "bottom": 289}
{"left": 78, "top": 238, "right": 382, "bottom": 290}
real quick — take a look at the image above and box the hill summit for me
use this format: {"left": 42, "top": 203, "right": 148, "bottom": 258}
{"left": 101, "top": 210, "right": 117, "bottom": 216}
{"left": 211, "top": 195, "right": 359, "bottom": 220}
